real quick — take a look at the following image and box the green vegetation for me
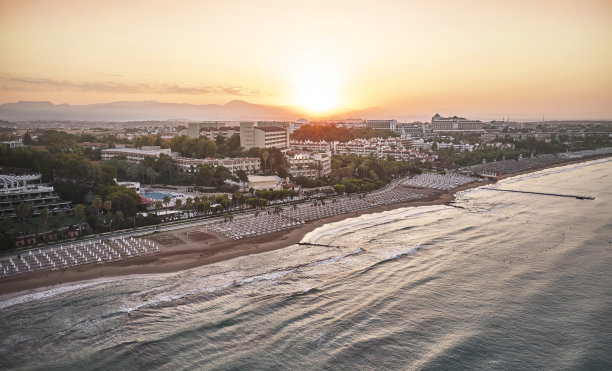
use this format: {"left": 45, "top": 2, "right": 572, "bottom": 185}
{"left": 292, "top": 123, "right": 398, "bottom": 142}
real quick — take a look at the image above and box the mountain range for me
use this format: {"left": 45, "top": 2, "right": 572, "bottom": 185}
{"left": 0, "top": 100, "right": 388, "bottom": 122}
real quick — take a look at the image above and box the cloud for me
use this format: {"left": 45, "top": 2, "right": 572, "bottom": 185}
{"left": 0, "top": 75, "right": 272, "bottom": 97}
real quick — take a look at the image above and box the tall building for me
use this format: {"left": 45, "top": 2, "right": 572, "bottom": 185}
{"left": 431, "top": 114, "right": 484, "bottom": 133}
{"left": 239, "top": 121, "right": 289, "bottom": 150}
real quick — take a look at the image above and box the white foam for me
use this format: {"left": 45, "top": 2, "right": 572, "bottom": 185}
{"left": 0, "top": 280, "right": 119, "bottom": 310}
{"left": 382, "top": 244, "right": 431, "bottom": 262}
{"left": 302, "top": 206, "right": 447, "bottom": 244}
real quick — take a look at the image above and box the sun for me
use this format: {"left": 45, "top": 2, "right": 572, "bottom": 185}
{"left": 294, "top": 65, "right": 340, "bottom": 113}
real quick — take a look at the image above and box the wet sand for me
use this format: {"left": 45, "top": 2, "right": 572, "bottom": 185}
{"left": 1, "top": 155, "right": 607, "bottom": 298}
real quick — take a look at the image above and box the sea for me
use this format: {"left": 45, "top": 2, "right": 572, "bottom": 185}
{"left": 1, "top": 158, "right": 611, "bottom": 370}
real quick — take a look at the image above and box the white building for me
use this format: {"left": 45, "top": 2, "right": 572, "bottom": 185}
{"left": 101, "top": 146, "right": 177, "bottom": 164}
{"left": 0, "top": 173, "right": 72, "bottom": 219}
{"left": 174, "top": 157, "right": 260, "bottom": 174}
{"left": 1, "top": 140, "right": 24, "bottom": 148}
{"left": 287, "top": 152, "right": 332, "bottom": 178}
{"left": 248, "top": 175, "right": 282, "bottom": 190}
{"left": 240, "top": 121, "right": 290, "bottom": 150}
{"left": 289, "top": 140, "right": 333, "bottom": 152}
{"left": 366, "top": 120, "right": 398, "bottom": 132}
{"left": 431, "top": 114, "right": 484, "bottom": 133}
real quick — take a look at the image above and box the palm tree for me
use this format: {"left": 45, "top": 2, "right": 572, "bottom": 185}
{"left": 103, "top": 201, "right": 112, "bottom": 232}
{"left": 175, "top": 198, "right": 183, "bottom": 209}
{"left": 15, "top": 203, "right": 33, "bottom": 237}
{"left": 162, "top": 195, "right": 171, "bottom": 216}
{"left": 93, "top": 197, "right": 103, "bottom": 216}
{"left": 57, "top": 211, "right": 66, "bottom": 240}
{"left": 261, "top": 150, "right": 269, "bottom": 174}
{"left": 103, "top": 200, "right": 112, "bottom": 215}
{"left": 41, "top": 208, "right": 49, "bottom": 241}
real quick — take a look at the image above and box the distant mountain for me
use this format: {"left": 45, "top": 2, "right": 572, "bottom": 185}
{"left": 0, "top": 100, "right": 387, "bottom": 122}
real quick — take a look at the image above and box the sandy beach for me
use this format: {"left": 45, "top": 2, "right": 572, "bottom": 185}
{"left": 0, "top": 155, "right": 608, "bottom": 298}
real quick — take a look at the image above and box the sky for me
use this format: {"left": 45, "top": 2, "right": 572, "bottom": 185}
{"left": 0, "top": 0, "right": 611, "bottom": 120}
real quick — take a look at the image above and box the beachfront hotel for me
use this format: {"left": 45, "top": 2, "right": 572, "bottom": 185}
{"left": 431, "top": 114, "right": 484, "bottom": 133}
{"left": 0, "top": 173, "right": 72, "bottom": 219}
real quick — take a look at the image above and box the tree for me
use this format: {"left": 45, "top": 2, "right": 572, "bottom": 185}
{"left": 236, "top": 169, "right": 249, "bottom": 184}
{"left": 155, "top": 200, "right": 163, "bottom": 210}
{"left": 226, "top": 133, "right": 241, "bottom": 151}
{"left": 57, "top": 211, "right": 66, "bottom": 240}
{"left": 103, "top": 200, "right": 112, "bottom": 215}
{"left": 162, "top": 195, "right": 171, "bottom": 216}
{"left": 41, "top": 208, "right": 49, "bottom": 240}
{"left": 156, "top": 153, "right": 175, "bottom": 178}
{"left": 74, "top": 204, "right": 86, "bottom": 236}
{"left": 14, "top": 203, "right": 33, "bottom": 236}
{"left": 175, "top": 198, "right": 183, "bottom": 209}
{"left": 22, "top": 132, "right": 34, "bottom": 145}
{"left": 261, "top": 150, "right": 269, "bottom": 174}
{"left": 93, "top": 197, "right": 103, "bottom": 216}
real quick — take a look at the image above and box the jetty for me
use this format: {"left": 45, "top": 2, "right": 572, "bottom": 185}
{"left": 485, "top": 188, "right": 595, "bottom": 200}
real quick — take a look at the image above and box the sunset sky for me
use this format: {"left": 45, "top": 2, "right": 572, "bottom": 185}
{"left": 1, "top": 0, "right": 611, "bottom": 120}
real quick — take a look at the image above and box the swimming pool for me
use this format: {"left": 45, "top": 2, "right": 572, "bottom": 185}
{"left": 143, "top": 191, "right": 174, "bottom": 200}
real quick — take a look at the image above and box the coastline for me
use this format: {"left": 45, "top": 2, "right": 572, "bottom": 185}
{"left": 1, "top": 155, "right": 609, "bottom": 299}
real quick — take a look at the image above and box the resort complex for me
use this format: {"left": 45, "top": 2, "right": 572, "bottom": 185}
{"left": 0, "top": 172, "right": 72, "bottom": 219}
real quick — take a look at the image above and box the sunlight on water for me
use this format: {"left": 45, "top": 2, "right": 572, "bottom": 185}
{"left": 1, "top": 159, "right": 611, "bottom": 369}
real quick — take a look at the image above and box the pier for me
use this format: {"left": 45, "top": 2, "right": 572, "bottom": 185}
{"left": 485, "top": 188, "right": 595, "bottom": 200}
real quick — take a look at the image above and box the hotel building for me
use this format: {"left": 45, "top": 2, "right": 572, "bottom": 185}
{"left": 431, "top": 114, "right": 484, "bottom": 133}
{"left": 0, "top": 173, "right": 72, "bottom": 219}
{"left": 366, "top": 120, "right": 398, "bottom": 132}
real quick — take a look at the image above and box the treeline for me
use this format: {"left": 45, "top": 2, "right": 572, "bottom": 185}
{"left": 293, "top": 154, "right": 422, "bottom": 188}
{"left": 292, "top": 124, "right": 398, "bottom": 142}
{"left": 0, "top": 145, "right": 116, "bottom": 184}
{"left": 434, "top": 137, "right": 570, "bottom": 168}
{"left": 169, "top": 134, "right": 242, "bottom": 158}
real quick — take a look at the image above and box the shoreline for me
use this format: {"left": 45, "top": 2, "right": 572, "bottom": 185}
{"left": 1, "top": 154, "right": 609, "bottom": 299}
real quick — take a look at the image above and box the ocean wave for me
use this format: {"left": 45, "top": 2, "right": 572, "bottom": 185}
{"left": 302, "top": 206, "right": 447, "bottom": 244}
{"left": 382, "top": 244, "right": 431, "bottom": 262}
{"left": 0, "top": 280, "right": 120, "bottom": 310}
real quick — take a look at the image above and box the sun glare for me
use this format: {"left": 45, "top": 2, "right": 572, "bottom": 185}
{"left": 295, "top": 65, "right": 340, "bottom": 113}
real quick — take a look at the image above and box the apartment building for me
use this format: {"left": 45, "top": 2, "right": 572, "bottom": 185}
{"left": 287, "top": 152, "right": 332, "bottom": 178}
{"left": 240, "top": 121, "right": 290, "bottom": 150}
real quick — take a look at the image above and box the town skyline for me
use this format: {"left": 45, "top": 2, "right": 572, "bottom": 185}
{"left": 1, "top": 0, "right": 611, "bottom": 120}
